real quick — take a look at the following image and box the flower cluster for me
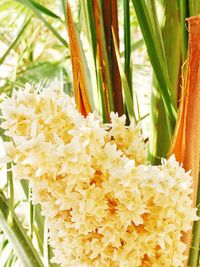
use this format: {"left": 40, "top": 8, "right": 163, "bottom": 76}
{"left": 0, "top": 85, "right": 197, "bottom": 267}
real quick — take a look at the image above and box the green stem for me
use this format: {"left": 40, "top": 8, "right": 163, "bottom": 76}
{"left": 0, "top": 190, "right": 44, "bottom": 267}
{"left": 124, "top": 0, "right": 132, "bottom": 92}
{"left": 7, "top": 163, "right": 14, "bottom": 217}
{"left": 44, "top": 219, "right": 48, "bottom": 267}
{"left": 29, "top": 187, "right": 34, "bottom": 240}
{"left": 20, "top": 180, "right": 45, "bottom": 255}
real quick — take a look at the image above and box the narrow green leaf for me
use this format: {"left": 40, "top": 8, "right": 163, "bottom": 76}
{"left": 33, "top": 224, "right": 43, "bottom": 256}
{"left": 1, "top": 239, "right": 9, "bottom": 251}
{"left": 24, "top": 0, "right": 60, "bottom": 19}
{"left": 149, "top": 79, "right": 173, "bottom": 164}
{"left": 11, "top": 255, "right": 18, "bottom": 267}
{"left": 0, "top": 190, "right": 44, "bottom": 267}
{"left": 80, "top": 0, "right": 100, "bottom": 113}
{"left": 124, "top": 0, "right": 132, "bottom": 91}
{"left": 0, "top": 242, "right": 12, "bottom": 267}
{"left": 60, "top": 0, "right": 67, "bottom": 22}
{"left": 7, "top": 163, "right": 14, "bottom": 217}
{"left": 162, "top": 0, "right": 181, "bottom": 102}
{"left": 189, "top": 0, "right": 200, "bottom": 16}
{"left": 132, "top": 0, "right": 177, "bottom": 124}
{"left": 148, "top": 0, "right": 168, "bottom": 67}
{"left": 112, "top": 28, "right": 136, "bottom": 122}
{"left": 178, "top": 0, "right": 189, "bottom": 63}
{"left": 140, "top": 113, "right": 149, "bottom": 121}
{"left": 0, "top": 18, "right": 31, "bottom": 65}
{"left": 20, "top": 179, "right": 29, "bottom": 199}
{"left": 97, "top": 59, "right": 107, "bottom": 123}
{"left": 120, "top": 39, "right": 144, "bottom": 56}
{"left": 20, "top": 180, "right": 45, "bottom": 255}
{"left": 11, "top": 256, "right": 18, "bottom": 267}
{"left": 43, "top": 219, "right": 48, "bottom": 267}
{"left": 149, "top": 0, "right": 181, "bottom": 164}
{"left": 17, "top": 26, "right": 40, "bottom": 64}
{"left": 135, "top": 91, "right": 141, "bottom": 122}
{"left": 5, "top": 253, "right": 14, "bottom": 267}
{"left": 131, "top": 39, "right": 144, "bottom": 51}
{"left": 83, "top": 0, "right": 97, "bottom": 58}
{"left": 15, "top": 0, "right": 68, "bottom": 47}
{"left": 29, "top": 187, "right": 34, "bottom": 240}
{"left": 17, "top": 61, "right": 65, "bottom": 86}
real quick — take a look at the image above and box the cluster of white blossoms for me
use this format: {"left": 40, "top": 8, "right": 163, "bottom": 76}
{"left": 0, "top": 85, "right": 198, "bottom": 267}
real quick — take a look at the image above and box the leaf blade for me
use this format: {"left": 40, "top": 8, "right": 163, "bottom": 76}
{"left": 132, "top": 0, "right": 177, "bottom": 123}
{"left": 0, "top": 18, "right": 31, "bottom": 65}
{"left": 112, "top": 28, "right": 136, "bottom": 122}
{"left": 66, "top": 2, "right": 92, "bottom": 115}
{"left": 0, "top": 190, "right": 44, "bottom": 267}
{"left": 15, "top": 0, "right": 68, "bottom": 47}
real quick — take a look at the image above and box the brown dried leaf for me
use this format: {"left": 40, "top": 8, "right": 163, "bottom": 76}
{"left": 66, "top": 2, "right": 92, "bottom": 116}
{"left": 169, "top": 15, "right": 200, "bottom": 263}
{"left": 102, "top": 0, "right": 124, "bottom": 116}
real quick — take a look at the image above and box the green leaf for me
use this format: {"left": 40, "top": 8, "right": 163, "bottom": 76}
{"left": 0, "top": 18, "right": 31, "bottom": 65}
{"left": 7, "top": 163, "right": 14, "bottom": 224}
{"left": 20, "top": 180, "right": 45, "bottom": 255}
{"left": 61, "top": 0, "right": 67, "bottom": 23}
{"left": 120, "top": 39, "right": 144, "bottom": 56}
{"left": 28, "top": 0, "right": 60, "bottom": 19}
{"left": 132, "top": 0, "right": 177, "bottom": 124}
{"left": 82, "top": 0, "right": 97, "bottom": 58}
{"left": 15, "top": 0, "right": 68, "bottom": 47}
{"left": 178, "top": 0, "right": 189, "bottom": 64}
{"left": 131, "top": 39, "right": 144, "bottom": 51}
{"left": 29, "top": 187, "right": 34, "bottom": 240}
{"left": 189, "top": 0, "right": 200, "bottom": 16}
{"left": 149, "top": 79, "right": 173, "bottom": 164}
{"left": 5, "top": 253, "right": 14, "bottom": 267}
{"left": 97, "top": 57, "right": 107, "bottom": 123}
{"left": 149, "top": 0, "right": 181, "bottom": 163}
{"left": 0, "top": 190, "right": 44, "bottom": 267}
{"left": 79, "top": 0, "right": 100, "bottom": 113}
{"left": 124, "top": 0, "right": 132, "bottom": 91}
{"left": 17, "top": 61, "right": 65, "bottom": 86}
{"left": 162, "top": 0, "right": 181, "bottom": 101}
{"left": 112, "top": 28, "right": 136, "bottom": 122}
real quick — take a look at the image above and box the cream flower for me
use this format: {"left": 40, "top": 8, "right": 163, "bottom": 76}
{"left": 0, "top": 85, "right": 198, "bottom": 267}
